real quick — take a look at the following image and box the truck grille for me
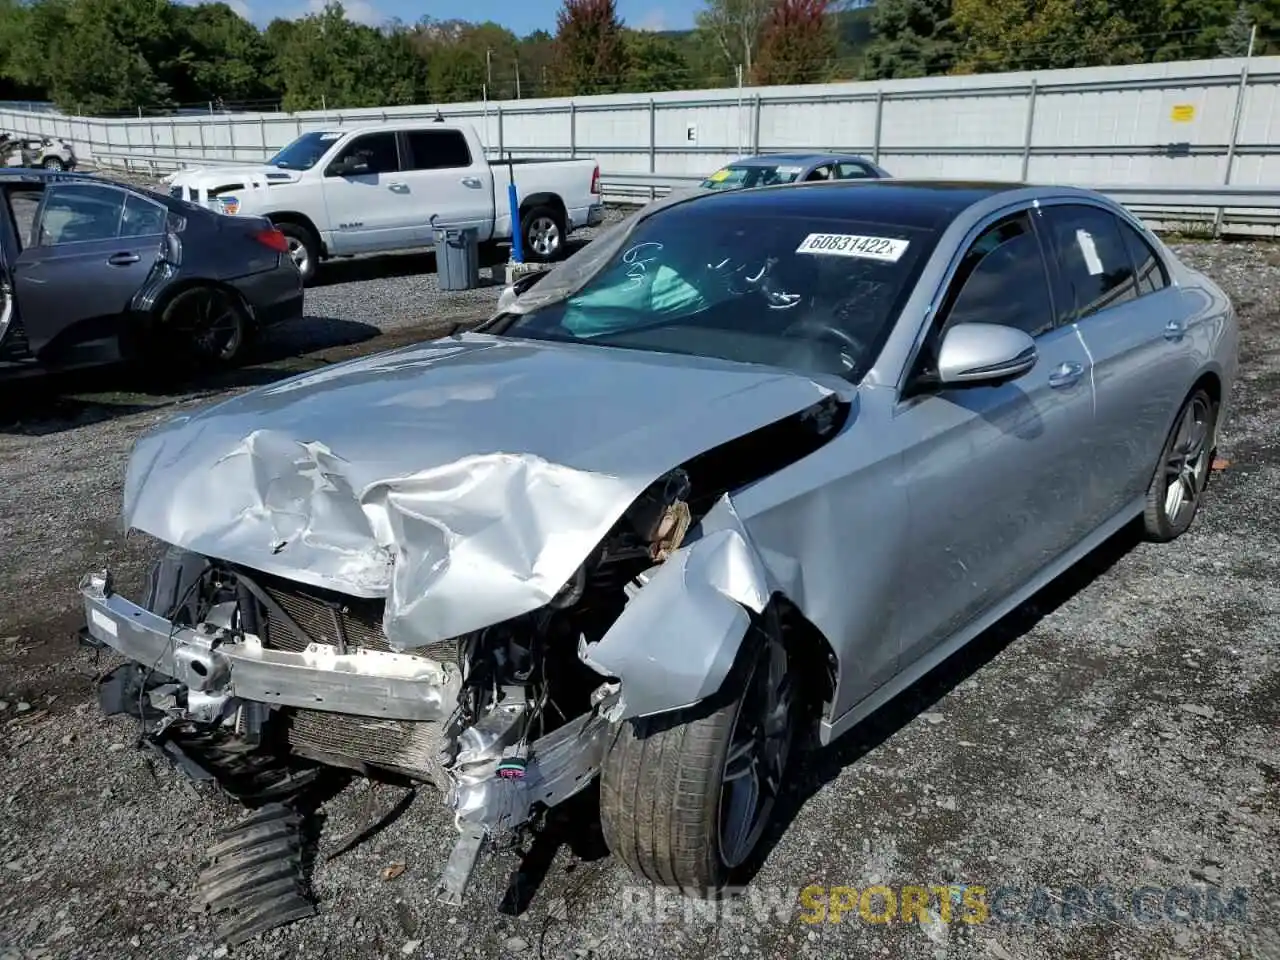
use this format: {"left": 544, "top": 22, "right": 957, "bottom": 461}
{"left": 284, "top": 709, "right": 449, "bottom": 789}
{"left": 259, "top": 582, "right": 458, "bottom": 664}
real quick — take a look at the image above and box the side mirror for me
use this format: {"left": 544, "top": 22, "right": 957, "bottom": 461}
{"left": 495, "top": 268, "right": 551, "bottom": 312}
{"left": 328, "top": 155, "right": 368, "bottom": 177}
{"left": 935, "top": 322, "right": 1037, "bottom": 386}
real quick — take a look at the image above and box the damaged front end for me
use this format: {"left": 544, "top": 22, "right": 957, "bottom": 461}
{"left": 80, "top": 458, "right": 767, "bottom": 905}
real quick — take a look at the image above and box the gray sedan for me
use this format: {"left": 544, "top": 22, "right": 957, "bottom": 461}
{"left": 698, "top": 152, "right": 891, "bottom": 190}
{"left": 79, "top": 179, "right": 1236, "bottom": 918}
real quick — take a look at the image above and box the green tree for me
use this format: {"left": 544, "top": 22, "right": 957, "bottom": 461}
{"left": 1219, "top": 2, "right": 1256, "bottom": 54}
{"left": 621, "top": 29, "right": 690, "bottom": 91}
{"left": 695, "top": 0, "right": 771, "bottom": 77}
{"left": 860, "top": 0, "right": 958, "bottom": 79}
{"left": 275, "top": 3, "right": 425, "bottom": 111}
{"left": 754, "top": 0, "right": 837, "bottom": 84}
{"left": 172, "top": 1, "right": 272, "bottom": 105}
{"left": 551, "top": 0, "right": 629, "bottom": 96}
{"left": 951, "top": 0, "right": 1142, "bottom": 72}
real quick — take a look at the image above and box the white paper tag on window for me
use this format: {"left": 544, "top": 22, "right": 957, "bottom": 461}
{"left": 1075, "top": 228, "right": 1104, "bottom": 276}
{"left": 796, "top": 233, "right": 909, "bottom": 262}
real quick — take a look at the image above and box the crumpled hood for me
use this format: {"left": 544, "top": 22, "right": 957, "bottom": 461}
{"left": 123, "top": 332, "right": 835, "bottom": 648}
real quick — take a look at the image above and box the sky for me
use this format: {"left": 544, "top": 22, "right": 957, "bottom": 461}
{"left": 226, "top": 0, "right": 694, "bottom": 34}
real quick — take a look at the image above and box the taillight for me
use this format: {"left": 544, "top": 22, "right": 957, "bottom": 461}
{"left": 253, "top": 227, "right": 289, "bottom": 254}
{"left": 590, "top": 165, "right": 600, "bottom": 195}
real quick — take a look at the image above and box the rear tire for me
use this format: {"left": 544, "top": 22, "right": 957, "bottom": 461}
{"left": 520, "top": 205, "right": 566, "bottom": 263}
{"left": 42, "top": 156, "right": 63, "bottom": 171}
{"left": 275, "top": 222, "right": 319, "bottom": 285}
{"left": 599, "top": 610, "right": 797, "bottom": 895}
{"left": 1143, "top": 387, "right": 1217, "bottom": 542}
{"left": 157, "top": 286, "right": 250, "bottom": 368}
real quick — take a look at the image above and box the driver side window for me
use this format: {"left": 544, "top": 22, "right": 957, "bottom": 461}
{"left": 909, "top": 210, "right": 1056, "bottom": 381}
{"left": 326, "top": 132, "right": 399, "bottom": 177}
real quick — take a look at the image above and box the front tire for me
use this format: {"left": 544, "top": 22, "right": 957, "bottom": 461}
{"left": 1143, "top": 387, "right": 1217, "bottom": 542}
{"left": 599, "top": 611, "right": 796, "bottom": 895}
{"left": 42, "top": 156, "right": 64, "bottom": 171}
{"left": 275, "top": 222, "right": 320, "bottom": 285}
{"left": 520, "top": 205, "right": 566, "bottom": 263}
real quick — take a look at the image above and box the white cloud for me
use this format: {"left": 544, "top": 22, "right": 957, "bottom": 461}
{"left": 304, "top": 0, "right": 382, "bottom": 25}
{"left": 636, "top": 9, "right": 667, "bottom": 32}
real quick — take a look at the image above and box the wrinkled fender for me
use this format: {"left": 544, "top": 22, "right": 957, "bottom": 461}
{"left": 579, "top": 495, "right": 773, "bottom": 720}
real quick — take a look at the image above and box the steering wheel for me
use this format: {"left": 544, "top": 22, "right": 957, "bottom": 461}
{"left": 781, "top": 315, "right": 867, "bottom": 360}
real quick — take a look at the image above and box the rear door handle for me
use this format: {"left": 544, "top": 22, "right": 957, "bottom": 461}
{"left": 1048, "top": 360, "right": 1085, "bottom": 389}
{"left": 1164, "top": 318, "right": 1187, "bottom": 341}
{"left": 388, "top": 181, "right": 409, "bottom": 192}
{"left": 107, "top": 252, "right": 140, "bottom": 266}
{"left": 461, "top": 176, "right": 482, "bottom": 188}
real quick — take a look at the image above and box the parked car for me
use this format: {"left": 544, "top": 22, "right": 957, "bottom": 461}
{"left": 80, "top": 180, "right": 1235, "bottom": 913}
{"left": 164, "top": 120, "right": 605, "bottom": 283}
{"left": 0, "top": 134, "right": 77, "bottom": 171}
{"left": 698, "top": 152, "right": 890, "bottom": 191}
{"left": 0, "top": 169, "right": 303, "bottom": 378}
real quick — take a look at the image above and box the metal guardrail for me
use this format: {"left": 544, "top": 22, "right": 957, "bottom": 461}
{"left": 76, "top": 149, "right": 1280, "bottom": 234}
{"left": 599, "top": 172, "right": 1280, "bottom": 208}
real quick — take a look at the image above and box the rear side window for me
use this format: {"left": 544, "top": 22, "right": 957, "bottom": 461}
{"left": 1115, "top": 218, "right": 1169, "bottom": 295}
{"left": 329, "top": 132, "right": 399, "bottom": 176}
{"left": 120, "top": 191, "right": 167, "bottom": 238}
{"left": 1042, "top": 204, "right": 1140, "bottom": 323}
{"left": 942, "top": 212, "right": 1055, "bottom": 338}
{"left": 836, "top": 162, "right": 875, "bottom": 180}
{"left": 405, "top": 130, "right": 472, "bottom": 170}
{"left": 36, "top": 184, "right": 125, "bottom": 245}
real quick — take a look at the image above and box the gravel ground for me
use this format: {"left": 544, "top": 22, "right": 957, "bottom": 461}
{"left": 0, "top": 217, "right": 1277, "bottom": 960}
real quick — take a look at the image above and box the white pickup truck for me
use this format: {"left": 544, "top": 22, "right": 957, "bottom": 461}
{"left": 164, "top": 120, "right": 604, "bottom": 283}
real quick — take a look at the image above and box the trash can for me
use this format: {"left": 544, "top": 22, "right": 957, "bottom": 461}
{"left": 434, "top": 225, "right": 481, "bottom": 291}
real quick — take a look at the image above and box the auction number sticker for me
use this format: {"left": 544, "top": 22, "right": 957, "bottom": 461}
{"left": 796, "top": 233, "right": 909, "bottom": 262}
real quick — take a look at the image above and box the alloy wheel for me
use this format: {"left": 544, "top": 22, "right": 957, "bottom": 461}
{"left": 286, "top": 236, "right": 310, "bottom": 276}
{"left": 171, "top": 289, "right": 243, "bottom": 362}
{"left": 527, "top": 216, "right": 561, "bottom": 258}
{"left": 718, "top": 629, "right": 794, "bottom": 869}
{"left": 1163, "top": 393, "right": 1212, "bottom": 527}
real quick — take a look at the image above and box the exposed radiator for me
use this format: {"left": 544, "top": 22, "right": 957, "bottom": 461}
{"left": 258, "top": 580, "right": 458, "bottom": 664}
{"left": 284, "top": 708, "right": 450, "bottom": 790}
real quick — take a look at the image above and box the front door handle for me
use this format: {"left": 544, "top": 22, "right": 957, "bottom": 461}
{"left": 107, "top": 252, "right": 140, "bottom": 266}
{"left": 1047, "top": 360, "right": 1085, "bottom": 389}
{"left": 1164, "top": 318, "right": 1187, "bottom": 341}
{"left": 461, "top": 176, "right": 482, "bottom": 188}
{"left": 388, "top": 181, "right": 409, "bottom": 193}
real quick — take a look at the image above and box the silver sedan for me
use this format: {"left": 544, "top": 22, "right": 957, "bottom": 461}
{"left": 80, "top": 178, "right": 1237, "bottom": 911}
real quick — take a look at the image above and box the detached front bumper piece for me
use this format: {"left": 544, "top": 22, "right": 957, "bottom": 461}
{"left": 79, "top": 570, "right": 460, "bottom": 722}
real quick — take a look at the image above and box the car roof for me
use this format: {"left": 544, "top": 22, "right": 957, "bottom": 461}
{"left": 672, "top": 178, "right": 1028, "bottom": 231}
{"left": 726, "top": 153, "right": 872, "bottom": 167}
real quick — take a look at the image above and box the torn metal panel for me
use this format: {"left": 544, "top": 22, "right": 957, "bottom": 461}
{"left": 579, "top": 494, "right": 775, "bottom": 720}
{"left": 120, "top": 332, "right": 834, "bottom": 648}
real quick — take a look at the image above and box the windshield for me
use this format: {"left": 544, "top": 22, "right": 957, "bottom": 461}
{"left": 499, "top": 204, "right": 938, "bottom": 381}
{"left": 268, "top": 131, "right": 343, "bottom": 170}
{"left": 700, "top": 162, "right": 807, "bottom": 191}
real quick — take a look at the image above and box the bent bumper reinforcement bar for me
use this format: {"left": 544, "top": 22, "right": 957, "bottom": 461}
{"left": 79, "top": 571, "right": 460, "bottom": 721}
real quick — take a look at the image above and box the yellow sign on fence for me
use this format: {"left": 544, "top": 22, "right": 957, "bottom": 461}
{"left": 1171, "top": 104, "right": 1196, "bottom": 122}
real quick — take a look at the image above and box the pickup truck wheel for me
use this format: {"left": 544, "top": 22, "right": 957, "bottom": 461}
{"left": 521, "top": 206, "right": 565, "bottom": 263}
{"left": 42, "top": 156, "right": 64, "bottom": 171}
{"left": 599, "top": 611, "right": 797, "bottom": 894}
{"left": 276, "top": 223, "right": 319, "bottom": 284}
